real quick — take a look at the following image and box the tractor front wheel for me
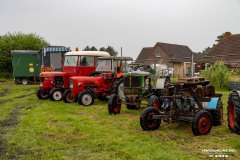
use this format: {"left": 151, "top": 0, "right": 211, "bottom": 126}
{"left": 37, "top": 88, "right": 49, "bottom": 100}
{"left": 227, "top": 91, "right": 240, "bottom": 134}
{"left": 63, "top": 89, "right": 76, "bottom": 103}
{"left": 49, "top": 88, "right": 64, "bottom": 101}
{"left": 78, "top": 91, "right": 94, "bottom": 106}
{"left": 192, "top": 110, "right": 212, "bottom": 136}
{"left": 108, "top": 94, "right": 121, "bottom": 114}
{"left": 140, "top": 107, "right": 161, "bottom": 131}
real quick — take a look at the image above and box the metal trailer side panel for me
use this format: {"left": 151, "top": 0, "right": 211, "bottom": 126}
{"left": 12, "top": 54, "right": 40, "bottom": 77}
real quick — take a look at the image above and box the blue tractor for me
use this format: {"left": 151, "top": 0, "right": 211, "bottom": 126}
{"left": 140, "top": 78, "right": 223, "bottom": 136}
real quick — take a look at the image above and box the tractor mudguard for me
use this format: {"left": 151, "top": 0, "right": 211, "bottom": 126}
{"left": 204, "top": 98, "right": 220, "bottom": 109}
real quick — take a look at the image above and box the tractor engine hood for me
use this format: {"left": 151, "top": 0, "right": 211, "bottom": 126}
{"left": 40, "top": 71, "right": 69, "bottom": 77}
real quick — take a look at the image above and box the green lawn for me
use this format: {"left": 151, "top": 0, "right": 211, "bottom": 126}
{"left": 0, "top": 80, "right": 239, "bottom": 160}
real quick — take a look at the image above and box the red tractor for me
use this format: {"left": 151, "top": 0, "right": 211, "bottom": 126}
{"left": 37, "top": 51, "right": 110, "bottom": 101}
{"left": 62, "top": 56, "right": 133, "bottom": 106}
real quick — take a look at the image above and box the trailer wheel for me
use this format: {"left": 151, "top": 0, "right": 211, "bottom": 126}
{"left": 21, "top": 78, "right": 28, "bottom": 85}
{"left": 63, "top": 89, "right": 76, "bottom": 103}
{"left": 148, "top": 95, "right": 160, "bottom": 110}
{"left": 192, "top": 110, "right": 212, "bottom": 136}
{"left": 108, "top": 94, "right": 121, "bottom": 114}
{"left": 78, "top": 91, "right": 94, "bottom": 106}
{"left": 210, "top": 99, "right": 223, "bottom": 126}
{"left": 227, "top": 91, "right": 240, "bottom": 134}
{"left": 37, "top": 88, "right": 49, "bottom": 100}
{"left": 140, "top": 107, "right": 161, "bottom": 131}
{"left": 49, "top": 88, "right": 64, "bottom": 101}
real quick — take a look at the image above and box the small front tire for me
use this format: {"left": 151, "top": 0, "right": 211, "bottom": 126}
{"left": 78, "top": 91, "right": 94, "bottom": 106}
{"left": 108, "top": 94, "right": 121, "bottom": 114}
{"left": 140, "top": 107, "right": 161, "bottom": 131}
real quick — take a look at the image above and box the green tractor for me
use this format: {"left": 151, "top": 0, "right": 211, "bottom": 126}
{"left": 227, "top": 90, "right": 240, "bottom": 134}
{"left": 108, "top": 65, "right": 170, "bottom": 114}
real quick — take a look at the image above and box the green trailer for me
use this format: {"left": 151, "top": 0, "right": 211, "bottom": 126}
{"left": 11, "top": 50, "right": 40, "bottom": 84}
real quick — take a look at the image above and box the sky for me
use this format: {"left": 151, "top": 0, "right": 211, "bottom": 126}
{"left": 1, "top": 0, "right": 240, "bottom": 59}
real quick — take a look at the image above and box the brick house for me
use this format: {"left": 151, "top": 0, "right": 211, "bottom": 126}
{"left": 135, "top": 42, "right": 194, "bottom": 77}
{"left": 203, "top": 33, "right": 240, "bottom": 68}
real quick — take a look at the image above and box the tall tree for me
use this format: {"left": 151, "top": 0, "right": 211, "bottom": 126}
{"left": 215, "top": 32, "right": 232, "bottom": 43}
{"left": 104, "top": 46, "right": 118, "bottom": 56}
{"left": 83, "top": 46, "right": 97, "bottom": 51}
{"left": 0, "top": 32, "right": 49, "bottom": 73}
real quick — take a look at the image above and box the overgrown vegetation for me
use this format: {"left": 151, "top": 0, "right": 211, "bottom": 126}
{"left": 0, "top": 81, "right": 239, "bottom": 159}
{"left": 201, "top": 61, "right": 231, "bottom": 89}
{"left": 0, "top": 32, "right": 49, "bottom": 78}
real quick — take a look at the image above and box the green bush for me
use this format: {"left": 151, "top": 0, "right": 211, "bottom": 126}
{"left": 201, "top": 61, "right": 231, "bottom": 89}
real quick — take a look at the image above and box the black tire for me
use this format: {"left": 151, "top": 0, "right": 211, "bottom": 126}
{"left": 192, "top": 110, "right": 212, "bottom": 136}
{"left": 148, "top": 95, "right": 160, "bottom": 110}
{"left": 37, "top": 88, "right": 49, "bottom": 100}
{"left": 78, "top": 91, "right": 94, "bottom": 106}
{"left": 209, "top": 99, "right": 223, "bottom": 126}
{"left": 140, "top": 107, "right": 161, "bottom": 131}
{"left": 227, "top": 91, "right": 240, "bottom": 134}
{"left": 108, "top": 94, "right": 121, "bottom": 114}
{"left": 111, "top": 77, "right": 124, "bottom": 95}
{"left": 49, "top": 88, "right": 64, "bottom": 101}
{"left": 63, "top": 89, "right": 76, "bottom": 103}
{"left": 87, "top": 71, "right": 101, "bottom": 77}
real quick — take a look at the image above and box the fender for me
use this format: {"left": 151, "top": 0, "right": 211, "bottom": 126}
{"left": 204, "top": 97, "right": 220, "bottom": 109}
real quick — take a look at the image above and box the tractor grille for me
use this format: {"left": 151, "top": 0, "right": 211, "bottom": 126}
{"left": 124, "top": 76, "right": 140, "bottom": 87}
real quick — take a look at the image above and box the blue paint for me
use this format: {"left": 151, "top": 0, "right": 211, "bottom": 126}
{"left": 205, "top": 98, "right": 219, "bottom": 109}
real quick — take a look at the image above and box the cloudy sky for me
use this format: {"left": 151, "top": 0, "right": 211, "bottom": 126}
{"left": 1, "top": 0, "right": 240, "bottom": 59}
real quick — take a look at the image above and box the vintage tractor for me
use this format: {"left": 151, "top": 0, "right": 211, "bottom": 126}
{"left": 108, "top": 65, "right": 171, "bottom": 114}
{"left": 36, "top": 51, "right": 110, "bottom": 101}
{"left": 62, "top": 56, "right": 133, "bottom": 106}
{"left": 140, "top": 78, "right": 223, "bottom": 136}
{"left": 227, "top": 90, "right": 240, "bottom": 134}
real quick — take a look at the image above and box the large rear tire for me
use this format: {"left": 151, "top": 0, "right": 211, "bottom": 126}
{"left": 227, "top": 91, "right": 240, "bottom": 134}
{"left": 108, "top": 94, "right": 121, "bottom": 115}
{"left": 148, "top": 95, "right": 160, "bottom": 110}
{"left": 192, "top": 110, "right": 212, "bottom": 136}
{"left": 209, "top": 99, "right": 223, "bottom": 126}
{"left": 140, "top": 107, "right": 161, "bottom": 131}
{"left": 111, "top": 77, "right": 124, "bottom": 99}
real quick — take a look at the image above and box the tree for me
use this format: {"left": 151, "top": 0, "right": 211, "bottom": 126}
{"left": 104, "top": 46, "right": 118, "bottom": 56}
{"left": 83, "top": 46, "right": 118, "bottom": 56}
{"left": 215, "top": 32, "right": 231, "bottom": 43}
{"left": 0, "top": 32, "right": 49, "bottom": 74}
{"left": 83, "top": 46, "right": 97, "bottom": 51}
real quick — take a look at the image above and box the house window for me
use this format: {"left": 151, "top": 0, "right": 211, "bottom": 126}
{"left": 156, "top": 52, "right": 161, "bottom": 57}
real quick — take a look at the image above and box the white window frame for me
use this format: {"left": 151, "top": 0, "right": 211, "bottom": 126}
{"left": 156, "top": 52, "right": 161, "bottom": 57}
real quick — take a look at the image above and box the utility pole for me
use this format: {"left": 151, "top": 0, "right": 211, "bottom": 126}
{"left": 121, "top": 47, "right": 122, "bottom": 57}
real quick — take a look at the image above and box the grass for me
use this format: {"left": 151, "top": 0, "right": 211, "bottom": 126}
{"left": 0, "top": 80, "right": 239, "bottom": 160}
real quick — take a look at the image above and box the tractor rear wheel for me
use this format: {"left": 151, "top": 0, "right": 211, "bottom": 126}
{"left": 63, "top": 89, "right": 76, "bottom": 103}
{"left": 227, "top": 91, "right": 240, "bottom": 134}
{"left": 49, "top": 88, "right": 64, "bottom": 101}
{"left": 209, "top": 99, "right": 223, "bottom": 126}
{"left": 148, "top": 95, "right": 160, "bottom": 110}
{"left": 140, "top": 107, "right": 161, "bottom": 131}
{"left": 111, "top": 77, "right": 124, "bottom": 99}
{"left": 108, "top": 94, "right": 121, "bottom": 114}
{"left": 37, "top": 88, "right": 49, "bottom": 100}
{"left": 192, "top": 110, "right": 212, "bottom": 136}
{"left": 78, "top": 91, "right": 94, "bottom": 106}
